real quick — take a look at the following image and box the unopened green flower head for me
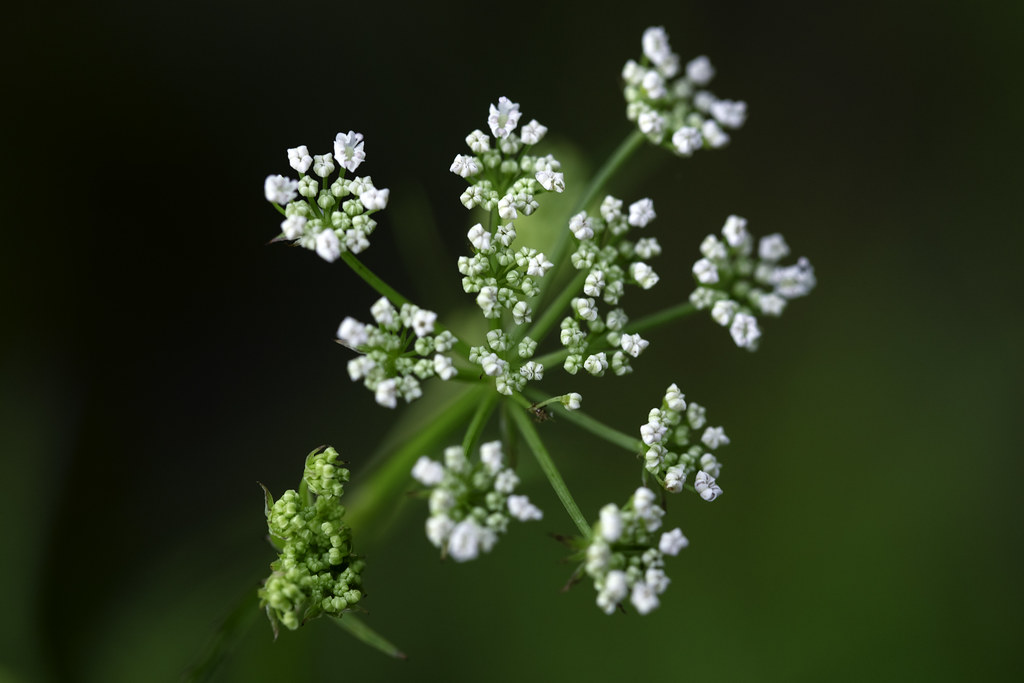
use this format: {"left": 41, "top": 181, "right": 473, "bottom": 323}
{"left": 259, "top": 447, "right": 363, "bottom": 633}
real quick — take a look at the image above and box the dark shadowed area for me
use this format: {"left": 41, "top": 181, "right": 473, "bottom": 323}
{"left": 2, "top": 1, "right": 1021, "bottom": 681}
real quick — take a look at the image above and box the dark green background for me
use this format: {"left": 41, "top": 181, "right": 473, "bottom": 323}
{"left": 3, "top": 1, "right": 1021, "bottom": 681}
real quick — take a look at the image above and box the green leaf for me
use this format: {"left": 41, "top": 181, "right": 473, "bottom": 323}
{"left": 330, "top": 614, "right": 407, "bottom": 660}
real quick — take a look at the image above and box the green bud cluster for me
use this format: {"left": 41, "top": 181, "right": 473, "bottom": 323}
{"left": 258, "top": 447, "right": 365, "bottom": 633}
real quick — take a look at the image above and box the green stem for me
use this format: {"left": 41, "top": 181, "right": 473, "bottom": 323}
{"left": 509, "top": 403, "right": 590, "bottom": 536}
{"left": 339, "top": 251, "right": 472, "bottom": 359}
{"left": 524, "top": 389, "right": 640, "bottom": 453}
{"left": 331, "top": 614, "right": 406, "bottom": 660}
{"left": 461, "top": 391, "right": 499, "bottom": 455}
{"left": 344, "top": 385, "right": 485, "bottom": 530}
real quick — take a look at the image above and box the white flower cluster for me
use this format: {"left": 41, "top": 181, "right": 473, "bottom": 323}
{"left": 639, "top": 383, "right": 726, "bottom": 500}
{"left": 585, "top": 487, "right": 688, "bottom": 615}
{"left": 412, "top": 441, "right": 542, "bottom": 562}
{"left": 559, "top": 195, "right": 657, "bottom": 375}
{"left": 622, "top": 26, "right": 747, "bottom": 155}
{"left": 264, "top": 132, "right": 390, "bottom": 263}
{"left": 450, "top": 96, "right": 563, "bottom": 218}
{"left": 466, "top": 331, "right": 545, "bottom": 397}
{"left": 689, "top": 215, "right": 816, "bottom": 350}
{"left": 338, "top": 297, "right": 459, "bottom": 408}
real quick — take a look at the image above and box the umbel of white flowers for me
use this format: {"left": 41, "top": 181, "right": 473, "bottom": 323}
{"left": 690, "top": 215, "right": 816, "bottom": 350}
{"left": 264, "top": 131, "right": 389, "bottom": 262}
{"left": 639, "top": 383, "right": 726, "bottom": 500}
{"left": 585, "top": 487, "right": 689, "bottom": 615}
{"left": 411, "top": 441, "right": 543, "bottom": 562}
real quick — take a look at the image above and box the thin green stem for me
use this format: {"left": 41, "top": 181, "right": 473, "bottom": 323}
{"left": 331, "top": 614, "right": 406, "bottom": 660}
{"left": 461, "top": 391, "right": 499, "bottom": 455}
{"left": 524, "top": 388, "right": 640, "bottom": 452}
{"left": 509, "top": 403, "right": 590, "bottom": 536}
{"left": 339, "top": 251, "right": 472, "bottom": 359}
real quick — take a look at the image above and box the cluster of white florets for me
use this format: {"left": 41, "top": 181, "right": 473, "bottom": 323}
{"left": 412, "top": 441, "right": 543, "bottom": 562}
{"left": 622, "top": 26, "right": 747, "bottom": 155}
{"left": 639, "top": 383, "right": 726, "bottom": 500}
{"left": 337, "top": 297, "right": 459, "bottom": 409}
{"left": 559, "top": 195, "right": 657, "bottom": 375}
{"left": 585, "top": 487, "right": 688, "bottom": 615}
{"left": 689, "top": 215, "right": 816, "bottom": 350}
{"left": 450, "top": 96, "right": 564, "bottom": 218}
{"left": 466, "top": 330, "right": 546, "bottom": 396}
{"left": 264, "top": 132, "right": 389, "bottom": 263}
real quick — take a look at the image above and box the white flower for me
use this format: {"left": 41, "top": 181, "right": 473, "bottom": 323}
{"left": 560, "top": 392, "right": 582, "bottom": 411}
{"left": 450, "top": 154, "right": 481, "bottom": 178}
{"left": 722, "top": 214, "right": 750, "bottom": 248}
{"left": 346, "top": 356, "right": 375, "bottom": 382}
{"left": 478, "top": 440, "right": 503, "bottom": 474}
{"left": 569, "top": 212, "right": 594, "bottom": 240}
{"left": 729, "top": 312, "right": 761, "bottom": 349}
{"left": 526, "top": 253, "right": 554, "bottom": 277}
{"left": 497, "top": 194, "right": 517, "bottom": 220}
{"left": 701, "top": 119, "right": 731, "bottom": 148}
{"left": 360, "top": 187, "right": 390, "bottom": 211}
{"left": 519, "top": 361, "right": 543, "bottom": 380}
{"left": 287, "top": 145, "right": 312, "bottom": 174}
{"left": 520, "top": 119, "right": 548, "bottom": 145}
{"left": 447, "top": 519, "right": 488, "bottom": 562}
{"left": 628, "top": 198, "right": 656, "bottom": 227}
{"left": 700, "top": 234, "right": 728, "bottom": 260}
{"left": 641, "top": 69, "right": 666, "bottom": 99}
{"left": 620, "top": 333, "right": 649, "bottom": 358}
{"left": 374, "top": 378, "right": 398, "bottom": 409}
{"left": 280, "top": 215, "right": 307, "bottom": 240}
{"left": 598, "top": 570, "right": 629, "bottom": 614}
{"left": 686, "top": 55, "right": 715, "bottom": 85}
{"left": 710, "top": 99, "right": 748, "bottom": 129}
{"left": 641, "top": 26, "right": 679, "bottom": 77}
{"left": 758, "top": 292, "right": 787, "bottom": 316}
{"left": 694, "top": 90, "right": 717, "bottom": 113}
{"left": 599, "top": 504, "right": 623, "bottom": 543}
{"left": 465, "top": 129, "right": 490, "bottom": 153}
{"left": 429, "top": 488, "right": 455, "bottom": 515}
{"left": 425, "top": 515, "right": 454, "bottom": 548}
{"left": 663, "top": 465, "right": 685, "bottom": 493}
{"left": 645, "top": 568, "right": 671, "bottom": 595}
{"left": 687, "top": 402, "right": 707, "bottom": 429}
{"left": 573, "top": 297, "right": 598, "bottom": 322}
{"left": 433, "top": 354, "right": 457, "bottom": 380}
{"left": 494, "top": 469, "right": 520, "bottom": 494}
{"left": 315, "top": 229, "right": 341, "bottom": 262}
{"left": 443, "top": 445, "right": 467, "bottom": 473}
{"left": 312, "top": 153, "right": 335, "bottom": 178}
{"left": 630, "top": 581, "right": 660, "bottom": 615}
{"left": 664, "top": 383, "right": 686, "bottom": 412}
{"left": 584, "top": 352, "right": 608, "bottom": 376}
{"left": 659, "top": 528, "right": 689, "bottom": 556}
{"left": 711, "top": 299, "right": 738, "bottom": 327}
{"left": 630, "top": 261, "right": 660, "bottom": 289}
{"left": 411, "top": 309, "right": 437, "bottom": 338}
{"left": 480, "top": 353, "right": 506, "bottom": 377}
{"left": 412, "top": 456, "right": 445, "bottom": 486}
{"left": 671, "top": 126, "right": 703, "bottom": 156}
{"left": 638, "top": 110, "right": 665, "bottom": 138}
{"left": 535, "top": 170, "right": 565, "bottom": 193}
{"left": 507, "top": 495, "right": 543, "bottom": 521}
{"left": 701, "top": 426, "right": 730, "bottom": 449}
{"left": 488, "top": 96, "right": 521, "bottom": 139}
{"left": 700, "top": 453, "right": 722, "bottom": 478}
{"left": 370, "top": 297, "right": 396, "bottom": 327}
{"left": 640, "top": 419, "right": 667, "bottom": 446}
{"left": 333, "top": 131, "right": 365, "bottom": 172}
{"left": 634, "top": 237, "right": 662, "bottom": 259}
{"left": 694, "top": 470, "right": 723, "bottom": 501}
{"left": 476, "top": 286, "right": 499, "bottom": 317}
{"left": 336, "top": 317, "right": 368, "bottom": 347}
{"left": 692, "top": 258, "right": 719, "bottom": 284}
{"left": 584, "top": 270, "right": 605, "bottom": 297}
{"left": 264, "top": 175, "right": 299, "bottom": 204}
{"left": 759, "top": 233, "right": 791, "bottom": 262}
{"left": 467, "top": 223, "right": 491, "bottom": 252}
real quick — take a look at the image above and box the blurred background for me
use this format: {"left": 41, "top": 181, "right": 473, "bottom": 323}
{"left": 3, "top": 0, "right": 1022, "bottom": 681}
